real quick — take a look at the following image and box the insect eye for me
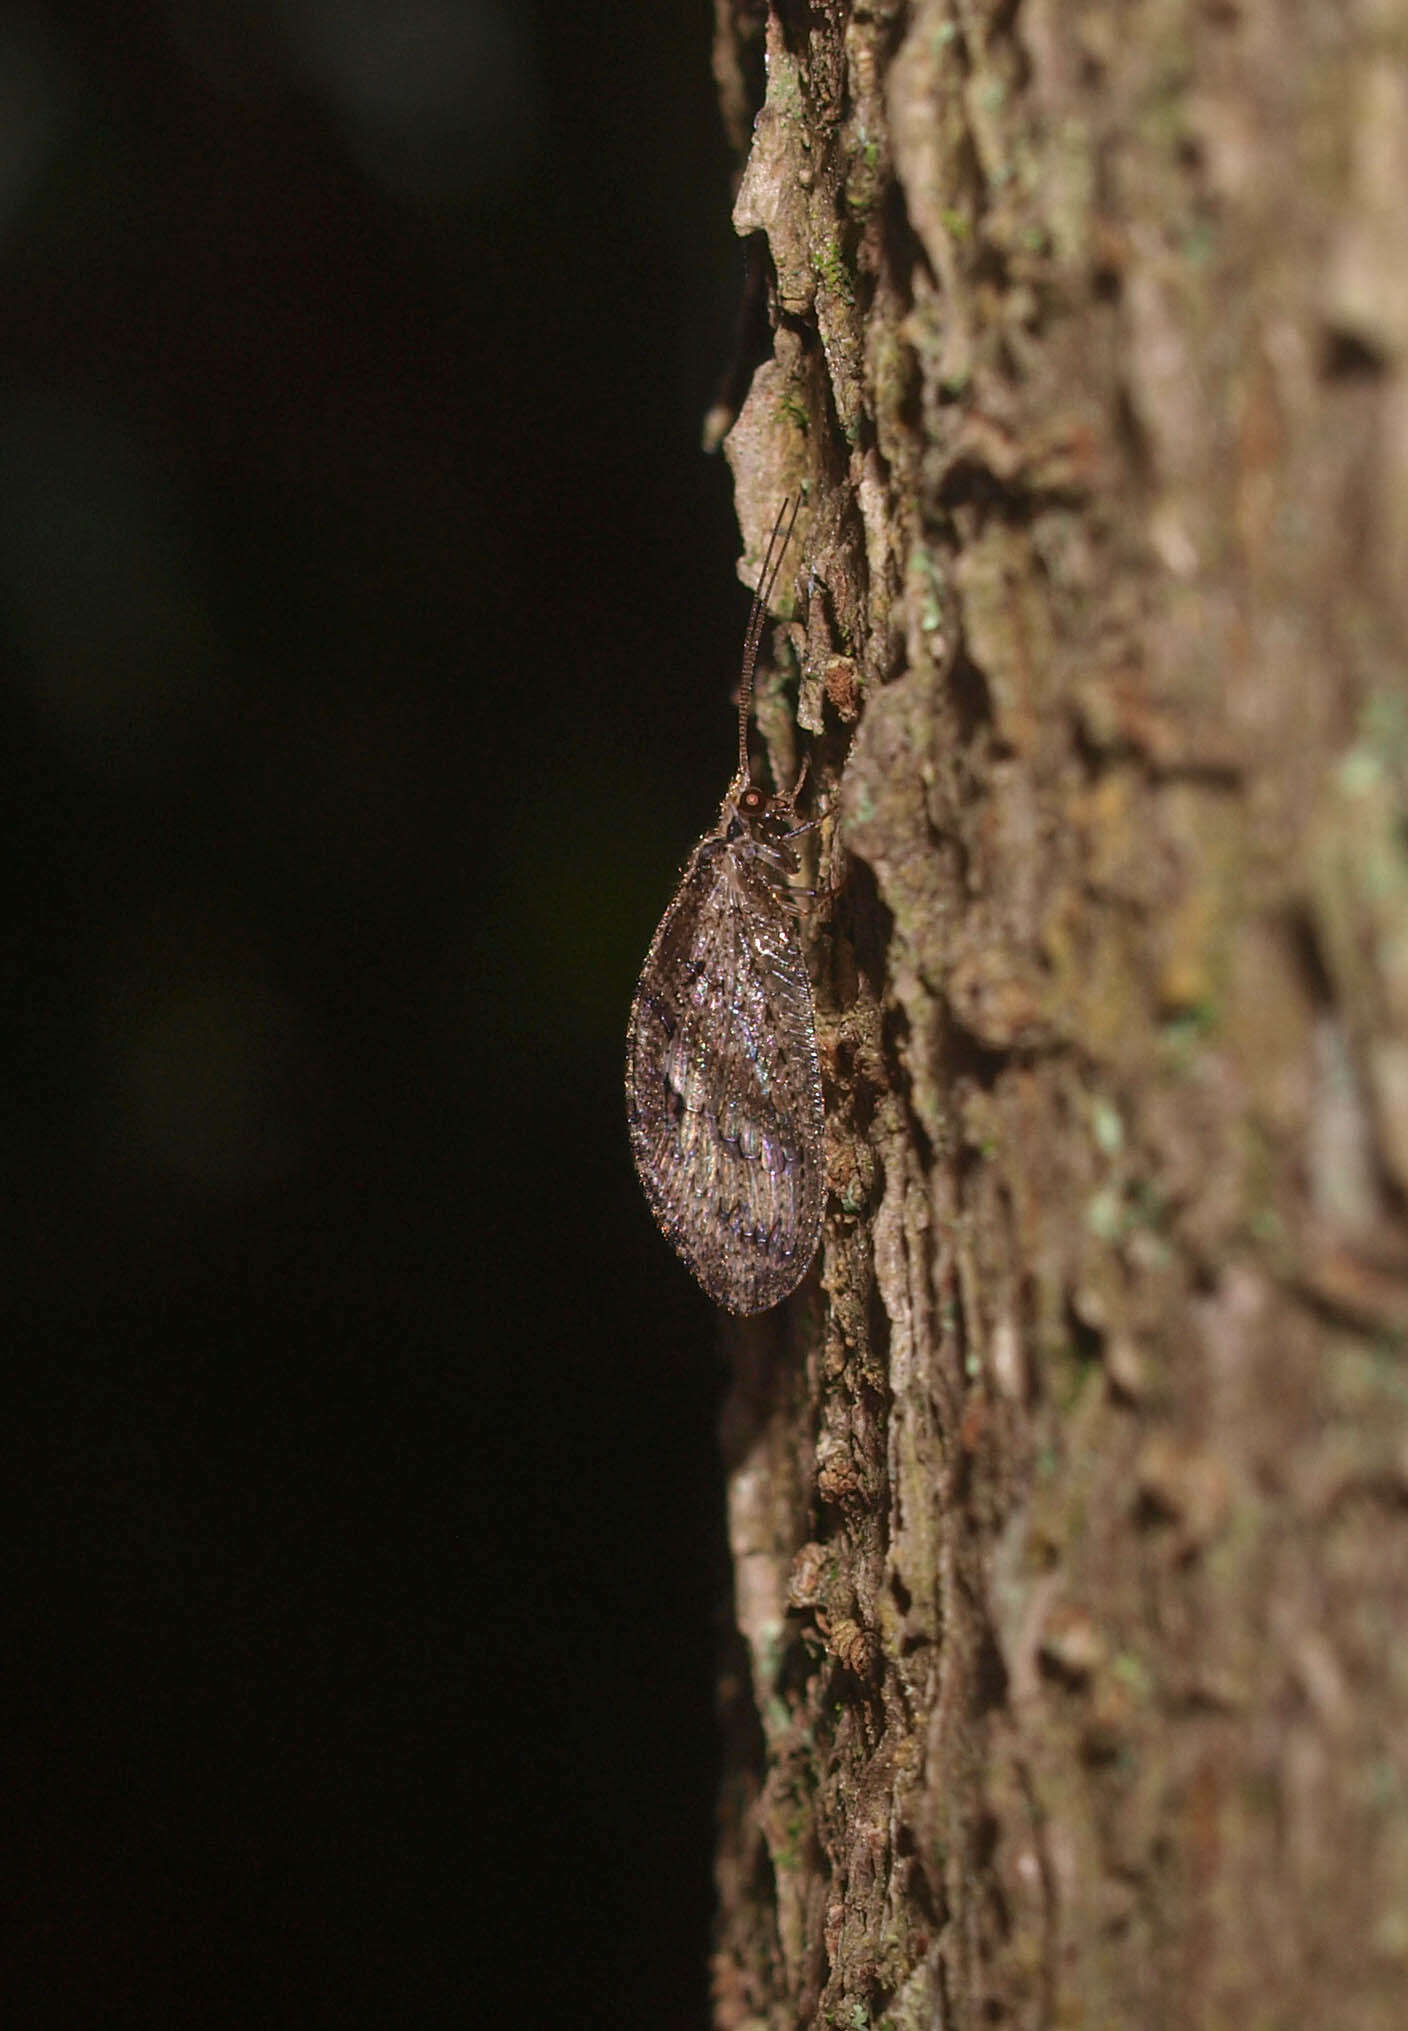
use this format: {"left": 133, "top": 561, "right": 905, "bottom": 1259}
{"left": 740, "top": 788, "right": 767, "bottom": 815}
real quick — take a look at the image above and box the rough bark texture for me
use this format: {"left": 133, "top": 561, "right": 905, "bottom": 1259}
{"left": 710, "top": 4, "right": 1408, "bottom": 2027}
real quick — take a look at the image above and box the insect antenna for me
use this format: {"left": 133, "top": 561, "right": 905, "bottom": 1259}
{"left": 737, "top": 494, "right": 803, "bottom": 780}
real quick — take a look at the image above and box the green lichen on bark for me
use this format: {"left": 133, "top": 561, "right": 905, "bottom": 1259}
{"left": 711, "top": 3, "right": 1408, "bottom": 2028}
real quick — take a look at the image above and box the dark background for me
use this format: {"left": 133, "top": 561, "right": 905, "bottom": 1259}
{"left": 1, "top": 3, "right": 759, "bottom": 2021}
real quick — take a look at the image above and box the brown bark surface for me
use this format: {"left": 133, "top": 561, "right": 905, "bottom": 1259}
{"left": 710, "top": 4, "right": 1408, "bottom": 2027}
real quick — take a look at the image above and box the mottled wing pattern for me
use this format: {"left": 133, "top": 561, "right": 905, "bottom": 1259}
{"left": 626, "top": 834, "right": 825, "bottom": 1314}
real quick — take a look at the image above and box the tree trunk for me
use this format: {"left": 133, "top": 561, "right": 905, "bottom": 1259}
{"left": 709, "top": 3, "right": 1408, "bottom": 2026}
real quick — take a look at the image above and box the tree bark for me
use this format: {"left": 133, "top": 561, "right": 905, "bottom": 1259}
{"left": 709, "top": 4, "right": 1408, "bottom": 2027}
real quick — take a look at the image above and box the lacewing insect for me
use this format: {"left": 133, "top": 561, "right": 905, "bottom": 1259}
{"left": 625, "top": 498, "right": 825, "bottom": 1314}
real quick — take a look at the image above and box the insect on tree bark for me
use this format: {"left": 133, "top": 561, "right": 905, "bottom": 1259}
{"left": 625, "top": 497, "right": 826, "bottom": 1316}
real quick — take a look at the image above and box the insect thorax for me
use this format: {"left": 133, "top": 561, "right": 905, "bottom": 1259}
{"left": 717, "top": 778, "right": 801, "bottom": 883}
